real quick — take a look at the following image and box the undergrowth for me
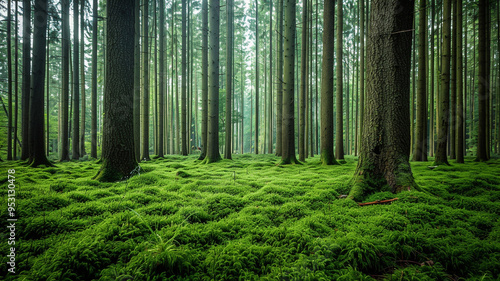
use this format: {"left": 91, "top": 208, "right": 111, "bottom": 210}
{"left": 1, "top": 154, "right": 499, "bottom": 280}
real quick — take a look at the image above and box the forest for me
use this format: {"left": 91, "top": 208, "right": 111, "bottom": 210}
{"left": 0, "top": 0, "right": 499, "bottom": 280}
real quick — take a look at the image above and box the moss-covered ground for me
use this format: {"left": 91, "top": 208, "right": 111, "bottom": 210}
{"left": 1, "top": 154, "right": 499, "bottom": 280}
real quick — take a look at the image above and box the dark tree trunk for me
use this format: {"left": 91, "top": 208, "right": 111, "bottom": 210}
{"left": 7, "top": 0, "right": 12, "bottom": 160}
{"left": 21, "top": 0, "right": 31, "bottom": 161}
{"left": 94, "top": 0, "right": 138, "bottom": 181}
{"left": 275, "top": 0, "right": 283, "bottom": 157}
{"left": 141, "top": 0, "right": 150, "bottom": 161}
{"left": 320, "top": 0, "right": 338, "bottom": 165}
{"left": 60, "top": 0, "right": 71, "bottom": 161}
{"left": 255, "top": 0, "right": 259, "bottom": 155}
{"left": 199, "top": 0, "right": 208, "bottom": 160}
{"left": 29, "top": 0, "right": 52, "bottom": 167}
{"left": 181, "top": 0, "right": 188, "bottom": 155}
{"left": 350, "top": 0, "right": 418, "bottom": 200}
{"left": 280, "top": 0, "right": 299, "bottom": 165}
{"left": 91, "top": 0, "right": 99, "bottom": 159}
{"left": 224, "top": 0, "right": 233, "bottom": 159}
{"left": 158, "top": 0, "right": 165, "bottom": 157}
{"left": 80, "top": 0, "right": 86, "bottom": 156}
{"left": 456, "top": 0, "right": 464, "bottom": 163}
{"left": 336, "top": 0, "right": 345, "bottom": 161}
{"left": 476, "top": 0, "right": 489, "bottom": 161}
{"left": 72, "top": 0, "right": 80, "bottom": 160}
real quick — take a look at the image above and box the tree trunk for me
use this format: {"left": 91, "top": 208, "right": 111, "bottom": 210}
{"left": 60, "top": 0, "right": 70, "bottom": 161}
{"left": 359, "top": 0, "right": 365, "bottom": 152}
{"left": 336, "top": 0, "right": 345, "bottom": 161}
{"left": 299, "top": 0, "right": 308, "bottom": 162}
{"left": 225, "top": 0, "right": 234, "bottom": 159}
{"left": 91, "top": 0, "right": 99, "bottom": 159}
{"left": 133, "top": 0, "right": 140, "bottom": 160}
{"left": 350, "top": 0, "right": 418, "bottom": 200}
{"left": 21, "top": 0, "right": 31, "bottom": 161}
{"left": 320, "top": 0, "right": 338, "bottom": 165}
{"left": 429, "top": 0, "right": 435, "bottom": 157}
{"left": 80, "top": 0, "right": 86, "bottom": 156}
{"left": 29, "top": 0, "right": 52, "bottom": 167}
{"left": 275, "top": 0, "right": 283, "bottom": 157}
{"left": 7, "top": 0, "right": 12, "bottom": 160}
{"left": 476, "top": 0, "right": 489, "bottom": 161}
{"left": 141, "top": 0, "right": 151, "bottom": 161}
{"left": 72, "top": 0, "right": 80, "bottom": 160}
{"left": 413, "top": 0, "right": 428, "bottom": 161}
{"left": 268, "top": 0, "right": 273, "bottom": 154}
{"left": 94, "top": 0, "right": 138, "bottom": 181}
{"left": 280, "top": 0, "right": 299, "bottom": 164}
{"left": 434, "top": 0, "right": 451, "bottom": 165}
{"left": 450, "top": 0, "right": 457, "bottom": 159}
{"left": 181, "top": 0, "right": 188, "bottom": 155}
{"left": 204, "top": 0, "right": 221, "bottom": 163}
{"left": 255, "top": 0, "right": 259, "bottom": 155}
{"left": 158, "top": 0, "right": 165, "bottom": 157}
{"left": 456, "top": 0, "right": 464, "bottom": 163}
{"left": 199, "top": 0, "right": 208, "bottom": 160}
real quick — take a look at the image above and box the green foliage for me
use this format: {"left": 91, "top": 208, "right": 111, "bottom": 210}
{"left": 0, "top": 155, "right": 499, "bottom": 280}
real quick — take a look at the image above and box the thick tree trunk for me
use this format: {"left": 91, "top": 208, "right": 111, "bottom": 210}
{"left": 413, "top": 0, "right": 428, "bottom": 161}
{"left": 280, "top": 0, "right": 299, "bottom": 165}
{"left": 336, "top": 0, "right": 345, "bottom": 161}
{"left": 456, "top": 0, "right": 464, "bottom": 163}
{"left": 350, "top": 0, "right": 418, "bottom": 200}
{"left": 434, "top": 0, "right": 451, "bottom": 165}
{"left": 91, "top": 0, "right": 99, "bottom": 159}
{"left": 95, "top": 0, "right": 138, "bottom": 181}
{"left": 60, "top": 0, "right": 70, "bottom": 161}
{"left": 21, "top": 0, "right": 31, "bottom": 161}
{"left": 199, "top": 0, "right": 208, "bottom": 160}
{"left": 275, "top": 0, "right": 283, "bottom": 157}
{"left": 359, "top": 0, "right": 365, "bottom": 152}
{"left": 476, "top": 0, "right": 489, "bottom": 161}
{"left": 204, "top": 0, "right": 221, "bottom": 163}
{"left": 299, "top": 0, "right": 307, "bottom": 162}
{"left": 225, "top": 0, "right": 233, "bottom": 159}
{"left": 29, "top": 0, "right": 52, "bottom": 167}
{"left": 141, "top": 0, "right": 150, "bottom": 161}
{"left": 72, "top": 0, "right": 80, "bottom": 160}
{"left": 320, "top": 0, "right": 338, "bottom": 165}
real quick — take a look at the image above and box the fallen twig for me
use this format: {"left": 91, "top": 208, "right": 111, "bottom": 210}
{"left": 358, "top": 198, "right": 398, "bottom": 206}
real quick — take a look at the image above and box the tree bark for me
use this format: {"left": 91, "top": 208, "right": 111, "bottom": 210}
{"left": 476, "top": 0, "right": 489, "bottom": 161}
{"left": 21, "top": 0, "right": 31, "bottom": 161}
{"left": 275, "top": 0, "right": 283, "bottom": 157}
{"left": 225, "top": 0, "right": 234, "bottom": 159}
{"left": 181, "top": 0, "right": 188, "bottom": 155}
{"left": 299, "top": 0, "right": 308, "bottom": 162}
{"left": 336, "top": 0, "right": 345, "bottom": 161}
{"left": 268, "top": 0, "right": 273, "bottom": 154}
{"left": 456, "top": 0, "right": 464, "bottom": 163}
{"left": 133, "top": 0, "right": 140, "bottom": 160}
{"left": 60, "top": 0, "right": 70, "bottom": 161}
{"left": 199, "top": 0, "right": 208, "bottom": 160}
{"left": 255, "top": 0, "right": 259, "bottom": 155}
{"left": 350, "top": 0, "right": 418, "bottom": 200}
{"left": 80, "top": 0, "right": 86, "bottom": 156}
{"left": 141, "top": 0, "right": 151, "bottom": 161}
{"left": 7, "top": 0, "right": 12, "bottom": 160}
{"left": 72, "top": 0, "right": 80, "bottom": 160}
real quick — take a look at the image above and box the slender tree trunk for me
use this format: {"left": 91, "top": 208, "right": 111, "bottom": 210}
{"left": 240, "top": 41, "right": 244, "bottom": 154}
{"left": 476, "top": 0, "right": 489, "bottom": 161}
{"left": 414, "top": 0, "right": 428, "bottom": 161}
{"left": 336, "top": 0, "right": 344, "bottom": 161}
{"left": 29, "top": 0, "right": 52, "bottom": 167}
{"left": 275, "top": 0, "right": 283, "bottom": 156}
{"left": 72, "top": 0, "right": 80, "bottom": 160}
{"left": 21, "top": 0, "right": 31, "bottom": 161}
{"left": 60, "top": 0, "right": 70, "bottom": 161}
{"left": 94, "top": 0, "right": 137, "bottom": 181}
{"left": 7, "top": 0, "right": 12, "bottom": 160}
{"left": 141, "top": 0, "right": 151, "bottom": 160}
{"left": 14, "top": 1, "right": 19, "bottom": 159}
{"left": 315, "top": 0, "right": 319, "bottom": 155}
{"left": 204, "top": 0, "right": 221, "bottom": 163}
{"left": 450, "top": 0, "right": 457, "bottom": 159}
{"left": 79, "top": 0, "right": 86, "bottom": 156}
{"left": 359, "top": 0, "right": 365, "bottom": 152}
{"left": 225, "top": 0, "right": 233, "bottom": 159}
{"left": 350, "top": 0, "right": 418, "bottom": 200}
{"left": 255, "top": 0, "right": 259, "bottom": 154}
{"left": 456, "top": 0, "right": 464, "bottom": 163}
{"left": 46, "top": 23, "right": 50, "bottom": 155}
{"left": 299, "top": 0, "right": 308, "bottom": 161}
{"left": 280, "top": 0, "right": 299, "bottom": 164}
{"left": 434, "top": 0, "right": 451, "bottom": 165}
{"left": 158, "top": 0, "right": 165, "bottom": 157}
{"left": 181, "top": 0, "right": 188, "bottom": 155}
{"left": 429, "top": 0, "right": 435, "bottom": 157}
{"left": 199, "top": 0, "right": 208, "bottom": 160}
{"left": 133, "top": 0, "right": 140, "bottom": 160}
{"left": 268, "top": 0, "right": 273, "bottom": 154}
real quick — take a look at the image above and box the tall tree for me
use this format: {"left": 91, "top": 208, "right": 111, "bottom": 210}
{"left": 199, "top": 0, "right": 208, "bottom": 160}
{"left": 181, "top": 0, "right": 188, "bottom": 155}
{"left": 299, "top": 0, "right": 308, "bottom": 162}
{"left": 204, "top": 0, "right": 221, "bottom": 163}
{"left": 79, "top": 0, "right": 86, "bottom": 156}
{"left": 359, "top": 0, "right": 365, "bottom": 151}
{"left": 280, "top": 0, "right": 299, "bottom": 164}
{"left": 336, "top": 0, "right": 345, "bottom": 161}
{"left": 350, "top": 0, "right": 418, "bottom": 200}
{"left": 255, "top": 0, "right": 259, "bottom": 154}
{"left": 29, "top": 0, "right": 52, "bottom": 167}
{"left": 456, "top": 0, "right": 464, "bottom": 163}
{"left": 21, "top": 0, "right": 31, "bottom": 161}
{"left": 7, "top": 0, "right": 12, "bottom": 160}
{"left": 94, "top": 0, "right": 138, "bottom": 181}
{"left": 225, "top": 0, "right": 234, "bottom": 159}
{"left": 476, "top": 0, "right": 489, "bottom": 161}
{"left": 133, "top": 0, "right": 140, "bottom": 160}
{"left": 413, "top": 0, "right": 428, "bottom": 161}
{"left": 60, "top": 0, "right": 71, "bottom": 161}
{"left": 268, "top": 0, "right": 273, "bottom": 154}
{"left": 72, "top": 0, "right": 80, "bottom": 160}
{"left": 141, "top": 0, "right": 151, "bottom": 161}
{"left": 320, "top": 0, "right": 338, "bottom": 165}
{"left": 450, "top": 0, "right": 457, "bottom": 159}
{"left": 434, "top": 0, "right": 451, "bottom": 165}
{"left": 275, "top": 0, "right": 283, "bottom": 157}
{"left": 91, "top": 0, "right": 99, "bottom": 159}
{"left": 158, "top": 0, "right": 165, "bottom": 157}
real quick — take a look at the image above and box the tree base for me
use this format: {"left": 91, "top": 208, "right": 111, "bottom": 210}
{"left": 28, "top": 157, "right": 55, "bottom": 168}
{"left": 202, "top": 155, "right": 221, "bottom": 164}
{"left": 278, "top": 157, "right": 302, "bottom": 165}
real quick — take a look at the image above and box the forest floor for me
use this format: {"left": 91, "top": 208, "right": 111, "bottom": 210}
{"left": 1, "top": 154, "right": 499, "bottom": 280}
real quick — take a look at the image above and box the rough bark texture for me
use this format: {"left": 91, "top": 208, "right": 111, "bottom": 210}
{"left": 350, "top": 0, "right": 418, "bottom": 200}
{"left": 95, "top": 0, "right": 138, "bottom": 181}
{"left": 275, "top": 0, "right": 283, "bottom": 157}
{"left": 204, "top": 0, "right": 221, "bottom": 163}
{"left": 280, "top": 0, "right": 299, "bottom": 165}
{"left": 476, "top": 0, "right": 489, "bottom": 162}
{"left": 320, "top": 0, "right": 338, "bottom": 165}
{"left": 450, "top": 0, "right": 457, "bottom": 160}
{"left": 359, "top": 0, "right": 365, "bottom": 151}
{"left": 158, "top": 0, "right": 165, "bottom": 157}
{"left": 336, "top": 0, "right": 345, "bottom": 161}
{"left": 268, "top": 0, "right": 273, "bottom": 154}
{"left": 299, "top": 0, "right": 307, "bottom": 162}
{"left": 456, "top": 0, "right": 464, "bottom": 163}
{"left": 133, "top": 0, "right": 140, "bottom": 161}
{"left": 224, "top": 0, "right": 233, "bottom": 159}
{"left": 255, "top": 0, "right": 259, "bottom": 155}
{"left": 60, "top": 0, "right": 70, "bottom": 161}
{"left": 413, "top": 0, "right": 428, "bottom": 161}
{"left": 80, "top": 0, "right": 86, "bottom": 156}
{"left": 7, "top": 0, "right": 12, "bottom": 160}
{"left": 434, "top": 0, "right": 451, "bottom": 165}
{"left": 91, "top": 0, "right": 98, "bottom": 159}
{"left": 181, "top": 0, "right": 188, "bottom": 156}
{"left": 21, "top": 0, "right": 31, "bottom": 161}
{"left": 72, "top": 0, "right": 80, "bottom": 160}
{"left": 141, "top": 0, "right": 150, "bottom": 161}
{"left": 29, "top": 0, "right": 52, "bottom": 167}
{"left": 199, "top": 0, "right": 208, "bottom": 160}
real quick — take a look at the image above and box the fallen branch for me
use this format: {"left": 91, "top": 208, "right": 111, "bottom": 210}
{"left": 358, "top": 198, "right": 398, "bottom": 206}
